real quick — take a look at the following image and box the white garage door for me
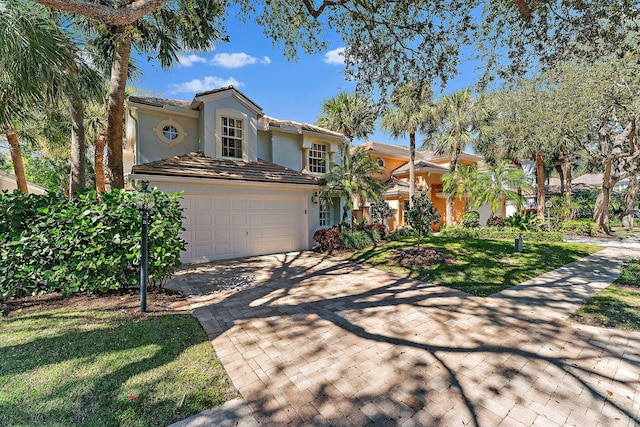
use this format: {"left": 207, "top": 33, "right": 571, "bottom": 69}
{"left": 179, "top": 195, "right": 307, "bottom": 263}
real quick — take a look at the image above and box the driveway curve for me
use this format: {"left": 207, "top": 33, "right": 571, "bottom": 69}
{"left": 168, "top": 247, "right": 640, "bottom": 426}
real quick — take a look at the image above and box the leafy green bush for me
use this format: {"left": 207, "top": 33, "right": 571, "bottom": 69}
{"left": 313, "top": 227, "right": 341, "bottom": 253}
{"left": 461, "top": 211, "right": 480, "bottom": 228}
{"left": 389, "top": 226, "right": 418, "bottom": 240}
{"left": 487, "top": 215, "right": 508, "bottom": 227}
{"left": 340, "top": 230, "right": 375, "bottom": 250}
{"left": 617, "top": 259, "right": 640, "bottom": 286}
{"left": 559, "top": 220, "right": 599, "bottom": 236}
{"left": 507, "top": 211, "right": 543, "bottom": 231}
{"left": 0, "top": 189, "right": 185, "bottom": 299}
{"left": 440, "top": 225, "right": 564, "bottom": 242}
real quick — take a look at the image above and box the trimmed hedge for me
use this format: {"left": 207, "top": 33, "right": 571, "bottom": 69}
{"left": 560, "top": 220, "right": 599, "bottom": 236}
{"left": 340, "top": 230, "right": 381, "bottom": 250}
{"left": 0, "top": 189, "right": 185, "bottom": 298}
{"left": 440, "top": 226, "right": 564, "bottom": 242}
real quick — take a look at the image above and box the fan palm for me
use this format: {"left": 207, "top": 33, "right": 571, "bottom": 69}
{"left": 381, "top": 81, "right": 433, "bottom": 207}
{"left": 442, "top": 163, "right": 479, "bottom": 214}
{"left": 476, "top": 161, "right": 532, "bottom": 215}
{"left": 316, "top": 92, "right": 377, "bottom": 143}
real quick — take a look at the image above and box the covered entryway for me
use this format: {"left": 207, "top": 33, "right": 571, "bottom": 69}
{"left": 180, "top": 194, "right": 307, "bottom": 263}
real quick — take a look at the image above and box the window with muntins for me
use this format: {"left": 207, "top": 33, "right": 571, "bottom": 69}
{"left": 309, "top": 143, "right": 327, "bottom": 173}
{"left": 222, "top": 116, "right": 243, "bottom": 158}
{"left": 319, "top": 199, "right": 330, "bottom": 227}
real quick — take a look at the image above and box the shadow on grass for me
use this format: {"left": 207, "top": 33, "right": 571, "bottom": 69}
{"left": 1, "top": 313, "right": 228, "bottom": 427}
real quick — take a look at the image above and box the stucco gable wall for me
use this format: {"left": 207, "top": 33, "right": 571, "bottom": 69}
{"left": 134, "top": 109, "right": 200, "bottom": 166}
{"left": 257, "top": 130, "right": 272, "bottom": 162}
{"left": 201, "top": 97, "right": 259, "bottom": 161}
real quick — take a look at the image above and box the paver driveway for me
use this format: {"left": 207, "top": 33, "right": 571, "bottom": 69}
{"left": 167, "top": 248, "right": 640, "bottom": 426}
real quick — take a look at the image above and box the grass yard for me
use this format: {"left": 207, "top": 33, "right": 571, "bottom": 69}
{"left": 349, "top": 236, "right": 601, "bottom": 296}
{"left": 571, "top": 258, "right": 640, "bottom": 331}
{"left": 0, "top": 296, "right": 236, "bottom": 427}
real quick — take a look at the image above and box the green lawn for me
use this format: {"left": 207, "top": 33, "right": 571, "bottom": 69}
{"left": 0, "top": 308, "right": 235, "bottom": 427}
{"left": 348, "top": 236, "right": 601, "bottom": 296}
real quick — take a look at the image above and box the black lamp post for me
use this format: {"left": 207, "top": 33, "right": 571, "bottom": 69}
{"left": 134, "top": 181, "right": 155, "bottom": 312}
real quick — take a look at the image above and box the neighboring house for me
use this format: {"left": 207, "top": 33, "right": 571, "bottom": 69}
{"left": 0, "top": 170, "right": 46, "bottom": 194}
{"left": 126, "top": 86, "right": 346, "bottom": 264}
{"left": 357, "top": 142, "right": 499, "bottom": 230}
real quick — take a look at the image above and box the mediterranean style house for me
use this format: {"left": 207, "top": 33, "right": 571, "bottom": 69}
{"left": 354, "top": 142, "right": 499, "bottom": 231}
{"left": 125, "top": 86, "right": 346, "bottom": 263}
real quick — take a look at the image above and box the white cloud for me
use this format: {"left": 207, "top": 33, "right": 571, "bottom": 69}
{"left": 167, "top": 76, "right": 243, "bottom": 94}
{"left": 323, "top": 47, "right": 345, "bottom": 65}
{"left": 177, "top": 54, "right": 208, "bottom": 67}
{"left": 211, "top": 52, "right": 271, "bottom": 68}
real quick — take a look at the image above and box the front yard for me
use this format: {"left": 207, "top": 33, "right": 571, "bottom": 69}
{"left": 0, "top": 292, "right": 237, "bottom": 427}
{"left": 348, "top": 236, "right": 601, "bottom": 297}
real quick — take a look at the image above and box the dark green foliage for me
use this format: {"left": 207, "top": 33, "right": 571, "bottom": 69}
{"left": 560, "top": 220, "right": 599, "bottom": 236}
{"left": 389, "top": 226, "right": 418, "bottom": 240}
{"left": 616, "top": 259, "right": 640, "bottom": 287}
{"left": 312, "top": 227, "right": 341, "bottom": 253}
{"left": 461, "top": 211, "right": 480, "bottom": 228}
{"left": 370, "top": 201, "right": 394, "bottom": 225}
{"left": 507, "top": 211, "right": 543, "bottom": 231}
{"left": 486, "top": 215, "right": 508, "bottom": 227}
{"left": 440, "top": 225, "right": 564, "bottom": 242}
{"left": 572, "top": 189, "right": 625, "bottom": 219}
{"left": 340, "top": 230, "right": 378, "bottom": 250}
{"left": 0, "top": 189, "right": 185, "bottom": 298}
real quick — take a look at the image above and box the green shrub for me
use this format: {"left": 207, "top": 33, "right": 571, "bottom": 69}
{"left": 440, "top": 225, "right": 564, "bottom": 242}
{"left": 487, "top": 215, "right": 508, "bottom": 227}
{"left": 461, "top": 211, "right": 480, "bottom": 228}
{"left": 340, "top": 230, "right": 375, "bottom": 250}
{"left": 389, "top": 226, "right": 418, "bottom": 240}
{"left": 560, "top": 220, "right": 599, "bottom": 236}
{"left": 313, "top": 227, "right": 341, "bottom": 253}
{"left": 617, "top": 259, "right": 640, "bottom": 286}
{"left": 507, "top": 211, "right": 543, "bottom": 231}
{"left": 0, "top": 189, "right": 185, "bottom": 299}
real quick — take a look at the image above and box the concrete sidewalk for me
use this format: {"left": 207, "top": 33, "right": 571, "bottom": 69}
{"left": 168, "top": 247, "right": 640, "bottom": 426}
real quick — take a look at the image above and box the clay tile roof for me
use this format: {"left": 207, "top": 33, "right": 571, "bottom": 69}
{"left": 129, "top": 96, "right": 192, "bottom": 109}
{"left": 259, "top": 116, "right": 345, "bottom": 138}
{"left": 392, "top": 159, "right": 448, "bottom": 175}
{"left": 132, "top": 152, "right": 319, "bottom": 185}
{"left": 358, "top": 141, "right": 428, "bottom": 159}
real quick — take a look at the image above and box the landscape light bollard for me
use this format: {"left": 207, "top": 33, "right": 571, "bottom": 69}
{"left": 134, "top": 181, "right": 155, "bottom": 312}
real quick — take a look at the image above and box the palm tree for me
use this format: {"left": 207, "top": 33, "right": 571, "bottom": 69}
{"left": 0, "top": 0, "right": 76, "bottom": 193}
{"left": 442, "top": 163, "right": 479, "bottom": 214}
{"left": 316, "top": 92, "right": 377, "bottom": 143}
{"left": 427, "top": 89, "right": 490, "bottom": 226}
{"left": 57, "top": 0, "right": 227, "bottom": 189}
{"left": 476, "top": 161, "right": 532, "bottom": 216}
{"left": 381, "top": 81, "right": 433, "bottom": 207}
{"left": 323, "top": 147, "right": 384, "bottom": 223}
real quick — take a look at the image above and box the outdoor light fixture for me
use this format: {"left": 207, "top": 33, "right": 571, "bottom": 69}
{"left": 133, "top": 181, "right": 155, "bottom": 312}
{"left": 311, "top": 191, "right": 319, "bottom": 205}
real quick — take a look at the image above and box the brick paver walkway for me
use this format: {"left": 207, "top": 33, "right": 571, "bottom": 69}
{"left": 167, "top": 247, "right": 640, "bottom": 426}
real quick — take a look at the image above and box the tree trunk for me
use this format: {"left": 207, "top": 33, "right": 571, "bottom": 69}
{"left": 409, "top": 132, "right": 415, "bottom": 208}
{"left": 106, "top": 26, "right": 132, "bottom": 190}
{"left": 535, "top": 151, "right": 545, "bottom": 222}
{"left": 69, "top": 85, "right": 86, "bottom": 198}
{"left": 554, "top": 163, "right": 564, "bottom": 195}
{"left": 622, "top": 176, "right": 638, "bottom": 230}
{"left": 445, "top": 143, "right": 461, "bottom": 226}
{"left": 95, "top": 132, "right": 107, "bottom": 194}
{"left": 6, "top": 131, "right": 28, "bottom": 194}
{"left": 562, "top": 146, "right": 572, "bottom": 197}
{"left": 593, "top": 156, "right": 612, "bottom": 234}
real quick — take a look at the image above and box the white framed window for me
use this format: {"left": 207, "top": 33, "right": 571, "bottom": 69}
{"left": 221, "top": 116, "right": 243, "bottom": 158}
{"left": 154, "top": 118, "right": 187, "bottom": 146}
{"left": 309, "top": 143, "right": 327, "bottom": 173}
{"left": 319, "top": 199, "right": 330, "bottom": 227}
{"left": 377, "top": 158, "right": 385, "bottom": 168}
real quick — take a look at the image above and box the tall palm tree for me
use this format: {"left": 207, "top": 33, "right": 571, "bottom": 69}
{"left": 427, "top": 89, "right": 490, "bottom": 226}
{"left": 316, "top": 92, "right": 377, "bottom": 143}
{"left": 476, "top": 161, "right": 532, "bottom": 216}
{"left": 60, "top": 0, "right": 227, "bottom": 189}
{"left": 323, "top": 147, "right": 384, "bottom": 223}
{"left": 442, "top": 163, "right": 479, "bottom": 214}
{"left": 0, "top": 0, "right": 76, "bottom": 193}
{"left": 381, "top": 81, "right": 433, "bottom": 207}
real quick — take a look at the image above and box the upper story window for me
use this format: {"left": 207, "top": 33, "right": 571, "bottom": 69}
{"left": 309, "top": 143, "right": 327, "bottom": 173}
{"left": 222, "top": 116, "right": 243, "bottom": 158}
{"left": 154, "top": 118, "right": 187, "bottom": 146}
{"left": 377, "top": 158, "right": 385, "bottom": 168}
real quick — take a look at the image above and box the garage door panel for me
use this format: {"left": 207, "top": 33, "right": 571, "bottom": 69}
{"left": 180, "top": 194, "right": 307, "bottom": 263}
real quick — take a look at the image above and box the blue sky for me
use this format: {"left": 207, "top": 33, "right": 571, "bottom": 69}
{"left": 131, "top": 12, "right": 483, "bottom": 148}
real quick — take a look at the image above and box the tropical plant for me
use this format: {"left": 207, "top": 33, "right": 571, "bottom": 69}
{"left": 316, "top": 92, "right": 377, "bottom": 142}
{"left": 442, "top": 163, "right": 479, "bottom": 213}
{"left": 475, "top": 161, "right": 532, "bottom": 216}
{"left": 507, "top": 211, "right": 542, "bottom": 232}
{"left": 405, "top": 193, "right": 440, "bottom": 250}
{"left": 427, "top": 89, "right": 491, "bottom": 226}
{"left": 370, "top": 200, "right": 394, "bottom": 226}
{"left": 323, "top": 146, "right": 384, "bottom": 223}
{"left": 382, "top": 80, "right": 433, "bottom": 207}
{"left": 460, "top": 211, "right": 480, "bottom": 228}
